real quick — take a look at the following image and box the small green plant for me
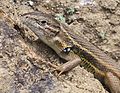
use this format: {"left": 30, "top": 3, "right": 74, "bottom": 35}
{"left": 55, "top": 13, "right": 66, "bottom": 23}
{"left": 65, "top": 7, "right": 76, "bottom": 15}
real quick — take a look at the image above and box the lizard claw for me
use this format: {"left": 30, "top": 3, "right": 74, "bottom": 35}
{"left": 47, "top": 62, "right": 64, "bottom": 77}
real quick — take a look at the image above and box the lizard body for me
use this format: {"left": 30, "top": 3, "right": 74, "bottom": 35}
{"left": 20, "top": 11, "right": 120, "bottom": 93}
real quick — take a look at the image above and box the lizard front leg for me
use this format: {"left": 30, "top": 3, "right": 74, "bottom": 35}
{"left": 105, "top": 72, "right": 120, "bottom": 93}
{"left": 48, "top": 57, "right": 81, "bottom": 76}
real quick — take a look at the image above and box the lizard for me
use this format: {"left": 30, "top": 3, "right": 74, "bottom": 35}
{"left": 14, "top": 11, "right": 120, "bottom": 93}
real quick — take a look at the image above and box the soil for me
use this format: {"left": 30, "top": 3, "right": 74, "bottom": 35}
{"left": 0, "top": 0, "right": 120, "bottom": 93}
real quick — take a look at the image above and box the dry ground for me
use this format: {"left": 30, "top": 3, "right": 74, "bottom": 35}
{"left": 0, "top": 0, "right": 120, "bottom": 93}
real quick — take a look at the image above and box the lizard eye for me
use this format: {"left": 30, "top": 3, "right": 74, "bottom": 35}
{"left": 40, "top": 20, "right": 47, "bottom": 26}
{"left": 63, "top": 47, "right": 72, "bottom": 53}
{"left": 41, "top": 20, "right": 46, "bottom": 24}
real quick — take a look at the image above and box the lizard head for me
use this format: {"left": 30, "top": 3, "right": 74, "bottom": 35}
{"left": 21, "top": 11, "right": 74, "bottom": 59}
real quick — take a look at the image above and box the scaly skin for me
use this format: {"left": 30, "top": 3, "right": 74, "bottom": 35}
{"left": 15, "top": 11, "right": 120, "bottom": 93}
